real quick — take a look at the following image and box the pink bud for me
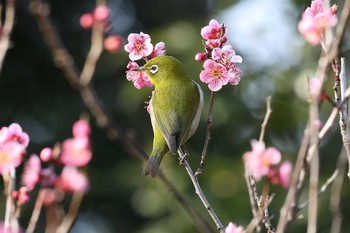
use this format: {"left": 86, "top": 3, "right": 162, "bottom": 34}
{"left": 40, "top": 147, "right": 53, "bottom": 162}
{"left": 80, "top": 13, "right": 94, "bottom": 29}
{"left": 104, "top": 35, "right": 123, "bottom": 53}
{"left": 93, "top": 5, "right": 110, "bottom": 22}
{"left": 195, "top": 52, "right": 208, "bottom": 62}
{"left": 72, "top": 120, "right": 91, "bottom": 138}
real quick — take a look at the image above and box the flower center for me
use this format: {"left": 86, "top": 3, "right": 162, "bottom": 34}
{"left": 211, "top": 67, "right": 222, "bottom": 78}
{"left": 0, "top": 151, "right": 10, "bottom": 164}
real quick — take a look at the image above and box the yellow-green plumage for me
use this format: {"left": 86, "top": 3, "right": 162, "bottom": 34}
{"left": 140, "top": 56, "right": 203, "bottom": 177}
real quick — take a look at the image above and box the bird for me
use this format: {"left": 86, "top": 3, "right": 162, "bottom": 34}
{"left": 135, "top": 56, "right": 203, "bottom": 177}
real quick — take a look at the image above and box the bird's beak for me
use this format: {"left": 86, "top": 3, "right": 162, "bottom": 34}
{"left": 131, "top": 66, "right": 146, "bottom": 71}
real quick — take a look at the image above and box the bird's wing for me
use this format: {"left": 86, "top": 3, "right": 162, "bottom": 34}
{"left": 153, "top": 107, "right": 181, "bottom": 154}
{"left": 153, "top": 82, "right": 200, "bottom": 154}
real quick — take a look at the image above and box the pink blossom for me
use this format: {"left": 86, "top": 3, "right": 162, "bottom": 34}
{"left": 268, "top": 161, "right": 292, "bottom": 188}
{"left": 124, "top": 32, "right": 154, "bottom": 61}
{"left": 243, "top": 140, "right": 281, "bottom": 181}
{"left": 80, "top": 13, "right": 94, "bottom": 29}
{"left": 298, "top": 0, "right": 338, "bottom": 45}
{"left": 151, "top": 42, "right": 166, "bottom": 58}
{"left": 0, "top": 123, "right": 29, "bottom": 147}
{"left": 40, "top": 147, "right": 53, "bottom": 162}
{"left": 277, "top": 161, "right": 292, "bottom": 188}
{"left": 0, "top": 142, "right": 25, "bottom": 175}
{"left": 228, "top": 66, "right": 242, "bottom": 86}
{"left": 61, "top": 136, "right": 92, "bottom": 167}
{"left": 225, "top": 222, "right": 245, "bottom": 233}
{"left": 93, "top": 5, "right": 110, "bottom": 22}
{"left": 73, "top": 119, "right": 91, "bottom": 138}
{"left": 201, "top": 19, "right": 223, "bottom": 41}
{"left": 56, "top": 166, "right": 89, "bottom": 193}
{"left": 126, "top": 61, "right": 153, "bottom": 89}
{"left": 212, "top": 45, "right": 243, "bottom": 68}
{"left": 199, "top": 59, "right": 229, "bottom": 91}
{"left": 22, "top": 155, "right": 41, "bottom": 191}
{"left": 104, "top": 35, "right": 123, "bottom": 53}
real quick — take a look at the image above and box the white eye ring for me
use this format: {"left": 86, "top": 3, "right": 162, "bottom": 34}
{"left": 149, "top": 65, "right": 158, "bottom": 74}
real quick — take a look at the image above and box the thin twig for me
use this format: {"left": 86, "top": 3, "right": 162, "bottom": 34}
{"left": 245, "top": 174, "right": 260, "bottom": 232}
{"left": 0, "top": 0, "right": 16, "bottom": 73}
{"left": 178, "top": 148, "right": 224, "bottom": 233}
{"left": 195, "top": 91, "right": 215, "bottom": 177}
{"left": 330, "top": 151, "right": 347, "bottom": 233}
{"left": 56, "top": 192, "right": 84, "bottom": 233}
{"left": 259, "top": 96, "right": 272, "bottom": 143}
{"left": 26, "top": 189, "right": 46, "bottom": 233}
{"left": 298, "top": 169, "right": 339, "bottom": 210}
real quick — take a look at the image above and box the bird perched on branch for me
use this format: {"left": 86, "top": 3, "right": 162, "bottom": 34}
{"left": 134, "top": 56, "right": 203, "bottom": 177}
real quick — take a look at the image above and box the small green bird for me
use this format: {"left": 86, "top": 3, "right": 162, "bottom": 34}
{"left": 136, "top": 56, "right": 203, "bottom": 177}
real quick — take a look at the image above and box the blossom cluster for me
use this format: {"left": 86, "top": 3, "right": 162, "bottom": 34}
{"left": 124, "top": 32, "right": 166, "bottom": 89}
{"left": 196, "top": 19, "right": 243, "bottom": 92}
{"left": 243, "top": 140, "right": 292, "bottom": 188}
{"left": 80, "top": 5, "right": 123, "bottom": 53}
{"left": 298, "top": 0, "right": 338, "bottom": 45}
{"left": 0, "top": 120, "right": 92, "bottom": 206}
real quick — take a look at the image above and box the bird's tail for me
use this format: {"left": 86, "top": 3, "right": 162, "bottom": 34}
{"left": 142, "top": 154, "right": 163, "bottom": 177}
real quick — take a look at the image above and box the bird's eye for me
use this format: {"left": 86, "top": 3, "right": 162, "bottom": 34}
{"left": 149, "top": 65, "right": 159, "bottom": 74}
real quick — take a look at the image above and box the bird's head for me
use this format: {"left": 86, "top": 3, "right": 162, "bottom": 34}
{"left": 133, "top": 56, "right": 189, "bottom": 86}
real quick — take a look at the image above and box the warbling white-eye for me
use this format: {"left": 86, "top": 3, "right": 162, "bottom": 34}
{"left": 135, "top": 56, "right": 203, "bottom": 177}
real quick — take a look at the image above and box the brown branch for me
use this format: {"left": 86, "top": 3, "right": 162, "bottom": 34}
{"left": 30, "top": 1, "right": 215, "bottom": 232}
{"left": 26, "top": 189, "right": 46, "bottom": 233}
{"left": 56, "top": 192, "right": 84, "bottom": 233}
{"left": 195, "top": 91, "right": 215, "bottom": 177}
{"left": 330, "top": 151, "right": 347, "bottom": 233}
{"left": 0, "top": 0, "right": 16, "bottom": 72}
{"left": 259, "top": 96, "right": 272, "bottom": 143}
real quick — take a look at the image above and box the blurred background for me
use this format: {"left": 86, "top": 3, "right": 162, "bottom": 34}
{"left": 1, "top": 0, "right": 350, "bottom": 232}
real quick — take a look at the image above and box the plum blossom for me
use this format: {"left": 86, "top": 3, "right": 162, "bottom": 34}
{"left": 0, "top": 123, "right": 29, "bottom": 147}
{"left": 22, "top": 155, "right": 41, "bottom": 191}
{"left": 73, "top": 119, "right": 91, "bottom": 138}
{"left": 243, "top": 140, "right": 281, "bottom": 181}
{"left": 80, "top": 13, "right": 94, "bottom": 29}
{"left": 225, "top": 222, "right": 245, "bottom": 233}
{"left": 201, "top": 19, "right": 226, "bottom": 49}
{"left": 12, "top": 187, "right": 30, "bottom": 204}
{"left": 93, "top": 5, "right": 110, "bottom": 22}
{"left": 126, "top": 61, "right": 153, "bottom": 89}
{"left": 56, "top": 166, "right": 89, "bottom": 193}
{"left": 40, "top": 147, "right": 53, "bottom": 162}
{"left": 124, "top": 32, "right": 154, "bottom": 61}
{"left": 268, "top": 161, "right": 293, "bottom": 188}
{"left": 124, "top": 32, "right": 166, "bottom": 90}
{"left": 298, "top": 0, "right": 338, "bottom": 45}
{"left": 61, "top": 136, "right": 91, "bottom": 167}
{"left": 197, "top": 19, "right": 243, "bottom": 90}
{"left": 104, "top": 35, "right": 123, "bottom": 53}
{"left": 0, "top": 142, "right": 26, "bottom": 175}
{"left": 151, "top": 42, "right": 166, "bottom": 58}
{"left": 200, "top": 59, "right": 229, "bottom": 91}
